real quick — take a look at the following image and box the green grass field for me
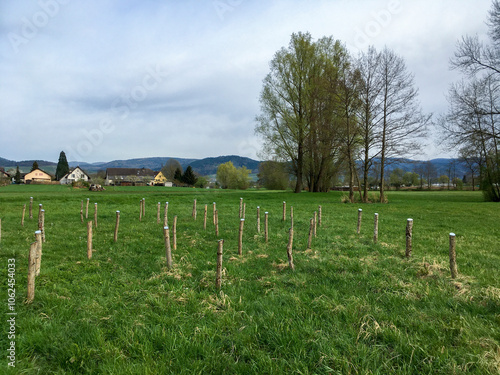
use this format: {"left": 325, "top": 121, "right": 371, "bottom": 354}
{"left": 0, "top": 185, "right": 499, "bottom": 374}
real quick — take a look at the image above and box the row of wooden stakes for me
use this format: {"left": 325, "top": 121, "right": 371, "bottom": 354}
{"left": 18, "top": 197, "right": 459, "bottom": 302}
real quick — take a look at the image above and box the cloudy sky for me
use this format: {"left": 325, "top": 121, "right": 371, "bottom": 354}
{"left": 0, "top": 0, "right": 493, "bottom": 163}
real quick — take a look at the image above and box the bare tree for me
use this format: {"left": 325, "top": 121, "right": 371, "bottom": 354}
{"left": 356, "top": 47, "right": 384, "bottom": 202}
{"left": 445, "top": 1, "right": 500, "bottom": 201}
{"left": 376, "top": 47, "right": 431, "bottom": 202}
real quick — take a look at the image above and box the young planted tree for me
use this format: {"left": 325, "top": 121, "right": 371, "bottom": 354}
{"left": 55, "top": 151, "right": 70, "bottom": 181}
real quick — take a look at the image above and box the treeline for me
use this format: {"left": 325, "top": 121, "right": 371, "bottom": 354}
{"left": 255, "top": 32, "right": 430, "bottom": 202}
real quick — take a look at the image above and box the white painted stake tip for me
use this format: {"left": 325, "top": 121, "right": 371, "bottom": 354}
{"left": 35, "top": 230, "right": 41, "bottom": 234}
{"left": 164, "top": 226, "right": 169, "bottom": 230}
{"left": 407, "top": 218, "right": 413, "bottom": 221}
{"left": 450, "top": 233, "right": 456, "bottom": 237}
{"left": 358, "top": 208, "right": 362, "bottom": 211}
{"left": 116, "top": 210, "right": 120, "bottom": 213}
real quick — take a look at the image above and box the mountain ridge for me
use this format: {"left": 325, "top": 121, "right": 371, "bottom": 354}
{"left": 0, "top": 155, "right": 468, "bottom": 178}
{"left": 0, "top": 155, "right": 260, "bottom": 176}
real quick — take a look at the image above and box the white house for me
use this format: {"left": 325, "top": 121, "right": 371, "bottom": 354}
{"left": 60, "top": 167, "right": 91, "bottom": 185}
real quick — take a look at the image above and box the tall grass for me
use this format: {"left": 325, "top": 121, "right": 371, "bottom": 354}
{"left": 0, "top": 186, "right": 499, "bottom": 374}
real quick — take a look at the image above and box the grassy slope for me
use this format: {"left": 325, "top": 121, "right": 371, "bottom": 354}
{"left": 0, "top": 186, "right": 499, "bottom": 374}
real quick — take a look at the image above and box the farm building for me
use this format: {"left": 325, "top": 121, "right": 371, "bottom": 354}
{"left": 24, "top": 168, "right": 52, "bottom": 184}
{"left": 105, "top": 167, "right": 157, "bottom": 186}
{"left": 60, "top": 166, "right": 91, "bottom": 185}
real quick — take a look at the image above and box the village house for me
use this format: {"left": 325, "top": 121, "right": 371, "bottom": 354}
{"left": 105, "top": 167, "right": 157, "bottom": 186}
{"left": 24, "top": 168, "right": 52, "bottom": 184}
{"left": 152, "top": 171, "right": 173, "bottom": 187}
{"left": 0, "top": 168, "right": 10, "bottom": 179}
{"left": 60, "top": 166, "right": 91, "bottom": 185}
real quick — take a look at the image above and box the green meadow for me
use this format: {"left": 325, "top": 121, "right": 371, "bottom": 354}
{"left": 0, "top": 185, "right": 499, "bottom": 374}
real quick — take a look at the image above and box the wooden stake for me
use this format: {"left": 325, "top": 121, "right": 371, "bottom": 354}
{"left": 374, "top": 213, "right": 379, "bottom": 244}
{"left": 405, "top": 219, "right": 413, "bottom": 258}
{"left": 87, "top": 221, "right": 93, "bottom": 259}
{"left": 27, "top": 242, "right": 38, "bottom": 303}
{"left": 40, "top": 209, "right": 46, "bottom": 243}
{"left": 94, "top": 203, "right": 98, "bottom": 229}
{"left": 213, "top": 202, "right": 216, "bottom": 225}
{"left": 243, "top": 202, "right": 246, "bottom": 220}
{"left": 357, "top": 208, "right": 363, "bottom": 234}
{"left": 287, "top": 227, "right": 295, "bottom": 270}
{"left": 290, "top": 206, "right": 294, "bottom": 229}
{"left": 318, "top": 205, "right": 322, "bottom": 227}
{"left": 216, "top": 239, "right": 224, "bottom": 289}
{"left": 80, "top": 207, "right": 83, "bottom": 223}
{"left": 239, "top": 198, "right": 243, "bottom": 218}
{"left": 215, "top": 210, "right": 219, "bottom": 236}
{"left": 157, "top": 202, "right": 161, "bottom": 224}
{"left": 0, "top": 218, "right": 2, "bottom": 242}
{"left": 29, "top": 197, "right": 33, "bottom": 219}
{"left": 307, "top": 218, "right": 314, "bottom": 250}
{"left": 449, "top": 233, "right": 458, "bottom": 278}
{"left": 139, "top": 199, "right": 143, "bottom": 221}
{"left": 283, "top": 201, "right": 286, "bottom": 221}
{"left": 35, "top": 230, "right": 42, "bottom": 276}
{"left": 173, "top": 216, "right": 177, "bottom": 251}
{"left": 114, "top": 211, "right": 120, "bottom": 242}
{"left": 142, "top": 198, "right": 145, "bottom": 218}
{"left": 22, "top": 204, "right": 26, "bottom": 227}
{"left": 313, "top": 211, "right": 317, "bottom": 238}
{"left": 164, "top": 226, "right": 173, "bottom": 269}
{"left": 257, "top": 206, "right": 260, "bottom": 233}
{"left": 264, "top": 212, "right": 269, "bottom": 243}
{"left": 38, "top": 204, "right": 43, "bottom": 227}
{"left": 192, "top": 199, "right": 197, "bottom": 220}
{"left": 204, "top": 204, "right": 208, "bottom": 230}
{"left": 85, "top": 198, "right": 89, "bottom": 219}
{"left": 164, "top": 202, "right": 169, "bottom": 227}
{"left": 238, "top": 219, "right": 245, "bottom": 256}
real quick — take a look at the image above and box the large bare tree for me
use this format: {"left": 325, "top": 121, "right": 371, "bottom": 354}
{"left": 443, "top": 0, "right": 500, "bottom": 201}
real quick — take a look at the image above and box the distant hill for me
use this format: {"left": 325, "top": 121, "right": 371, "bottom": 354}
{"left": 188, "top": 155, "right": 260, "bottom": 175}
{"left": 0, "top": 158, "right": 57, "bottom": 174}
{"left": 0, "top": 155, "right": 467, "bottom": 178}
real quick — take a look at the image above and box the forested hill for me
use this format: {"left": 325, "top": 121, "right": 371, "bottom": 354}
{"left": 1, "top": 155, "right": 465, "bottom": 178}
